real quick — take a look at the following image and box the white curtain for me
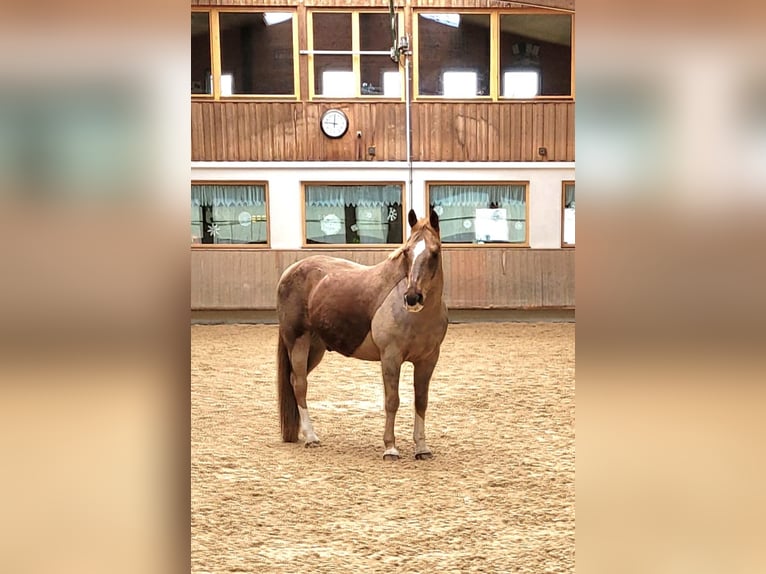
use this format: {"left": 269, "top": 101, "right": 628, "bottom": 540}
{"left": 430, "top": 184, "right": 526, "bottom": 243}
{"left": 564, "top": 183, "right": 575, "bottom": 208}
{"left": 305, "top": 205, "right": 345, "bottom": 243}
{"left": 304, "top": 205, "right": 389, "bottom": 243}
{"left": 191, "top": 184, "right": 267, "bottom": 243}
{"left": 563, "top": 183, "right": 575, "bottom": 244}
{"left": 430, "top": 184, "right": 526, "bottom": 207}
{"left": 191, "top": 184, "right": 266, "bottom": 207}
{"left": 305, "top": 185, "right": 401, "bottom": 207}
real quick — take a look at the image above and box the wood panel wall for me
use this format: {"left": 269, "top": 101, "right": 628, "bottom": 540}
{"left": 191, "top": 248, "right": 574, "bottom": 309}
{"left": 191, "top": 1, "right": 574, "bottom": 9}
{"left": 191, "top": 0, "right": 574, "bottom": 162}
{"left": 191, "top": 101, "right": 574, "bottom": 162}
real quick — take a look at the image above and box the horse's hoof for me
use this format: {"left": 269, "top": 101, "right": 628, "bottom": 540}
{"left": 383, "top": 446, "right": 400, "bottom": 461}
{"left": 415, "top": 451, "right": 433, "bottom": 460}
{"left": 305, "top": 440, "right": 321, "bottom": 448}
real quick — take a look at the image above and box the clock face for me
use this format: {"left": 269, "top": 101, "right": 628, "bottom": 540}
{"left": 320, "top": 109, "right": 349, "bottom": 139}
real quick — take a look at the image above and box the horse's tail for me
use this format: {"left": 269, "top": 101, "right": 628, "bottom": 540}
{"left": 277, "top": 334, "right": 300, "bottom": 442}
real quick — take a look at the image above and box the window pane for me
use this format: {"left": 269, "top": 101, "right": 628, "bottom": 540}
{"left": 503, "top": 70, "right": 539, "bottom": 98}
{"left": 429, "top": 184, "right": 527, "bottom": 244}
{"left": 321, "top": 70, "right": 355, "bottom": 97}
{"left": 313, "top": 13, "right": 352, "bottom": 96}
{"left": 191, "top": 185, "right": 268, "bottom": 244}
{"left": 219, "top": 12, "right": 295, "bottom": 95}
{"left": 191, "top": 13, "right": 211, "bottom": 94}
{"left": 500, "top": 14, "right": 572, "bottom": 97}
{"left": 418, "top": 13, "right": 490, "bottom": 97}
{"left": 304, "top": 185, "right": 403, "bottom": 244}
{"left": 360, "top": 13, "right": 400, "bottom": 96}
{"left": 563, "top": 182, "right": 575, "bottom": 245}
{"left": 443, "top": 71, "right": 478, "bottom": 98}
{"left": 381, "top": 71, "right": 402, "bottom": 97}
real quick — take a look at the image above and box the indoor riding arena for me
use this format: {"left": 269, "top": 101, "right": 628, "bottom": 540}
{"left": 191, "top": 321, "right": 574, "bottom": 573}
{"left": 191, "top": 0, "right": 575, "bottom": 571}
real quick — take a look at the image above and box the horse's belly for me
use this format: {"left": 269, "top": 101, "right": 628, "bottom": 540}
{"left": 349, "top": 331, "right": 380, "bottom": 361}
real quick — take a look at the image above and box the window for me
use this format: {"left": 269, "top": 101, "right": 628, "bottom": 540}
{"left": 191, "top": 184, "right": 268, "bottom": 245}
{"left": 500, "top": 14, "right": 572, "bottom": 98}
{"left": 191, "top": 12, "right": 212, "bottom": 95}
{"left": 428, "top": 183, "right": 528, "bottom": 245}
{"left": 219, "top": 12, "right": 296, "bottom": 96}
{"left": 360, "top": 13, "right": 401, "bottom": 96}
{"left": 562, "top": 181, "right": 575, "bottom": 246}
{"left": 193, "top": 8, "right": 573, "bottom": 101}
{"left": 310, "top": 11, "right": 402, "bottom": 99}
{"left": 417, "top": 13, "right": 490, "bottom": 97}
{"left": 304, "top": 184, "right": 404, "bottom": 245}
{"left": 415, "top": 10, "right": 573, "bottom": 100}
{"left": 191, "top": 10, "right": 297, "bottom": 98}
{"left": 312, "top": 12, "right": 352, "bottom": 97}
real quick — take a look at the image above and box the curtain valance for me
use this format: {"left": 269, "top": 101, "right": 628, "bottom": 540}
{"left": 192, "top": 185, "right": 266, "bottom": 207}
{"left": 305, "top": 185, "right": 402, "bottom": 207}
{"left": 430, "top": 185, "right": 526, "bottom": 207}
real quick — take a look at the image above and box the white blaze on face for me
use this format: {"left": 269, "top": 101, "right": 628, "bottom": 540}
{"left": 406, "top": 239, "right": 427, "bottom": 312}
{"left": 412, "top": 239, "right": 426, "bottom": 268}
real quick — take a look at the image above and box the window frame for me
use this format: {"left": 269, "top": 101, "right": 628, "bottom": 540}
{"left": 192, "top": 7, "right": 573, "bottom": 102}
{"left": 191, "top": 180, "right": 271, "bottom": 249}
{"left": 561, "top": 180, "right": 575, "bottom": 248}
{"left": 191, "top": 9, "right": 300, "bottom": 101}
{"left": 426, "top": 180, "right": 530, "bottom": 247}
{"left": 413, "top": 8, "right": 574, "bottom": 102}
{"left": 307, "top": 10, "right": 405, "bottom": 101}
{"left": 301, "top": 181, "right": 407, "bottom": 248}
{"left": 191, "top": 10, "right": 214, "bottom": 99}
{"left": 414, "top": 10, "right": 495, "bottom": 101}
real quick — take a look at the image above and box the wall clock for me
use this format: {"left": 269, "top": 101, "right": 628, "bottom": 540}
{"left": 320, "top": 109, "right": 349, "bottom": 139}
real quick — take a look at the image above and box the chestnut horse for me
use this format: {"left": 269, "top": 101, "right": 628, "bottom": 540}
{"left": 276, "top": 209, "right": 447, "bottom": 460}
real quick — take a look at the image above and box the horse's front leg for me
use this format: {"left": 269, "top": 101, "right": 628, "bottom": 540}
{"left": 412, "top": 355, "right": 438, "bottom": 460}
{"left": 380, "top": 354, "right": 402, "bottom": 461}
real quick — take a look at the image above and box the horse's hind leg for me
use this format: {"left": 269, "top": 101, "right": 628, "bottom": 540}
{"left": 307, "top": 335, "right": 326, "bottom": 375}
{"left": 290, "top": 334, "right": 321, "bottom": 447}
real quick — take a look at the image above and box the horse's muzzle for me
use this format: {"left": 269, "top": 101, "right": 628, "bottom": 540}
{"left": 404, "top": 292, "right": 424, "bottom": 312}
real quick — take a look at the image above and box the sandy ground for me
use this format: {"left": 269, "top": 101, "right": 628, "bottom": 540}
{"left": 192, "top": 322, "right": 575, "bottom": 573}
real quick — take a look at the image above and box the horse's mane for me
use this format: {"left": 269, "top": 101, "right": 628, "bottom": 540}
{"left": 387, "top": 246, "right": 405, "bottom": 260}
{"left": 388, "top": 222, "right": 439, "bottom": 261}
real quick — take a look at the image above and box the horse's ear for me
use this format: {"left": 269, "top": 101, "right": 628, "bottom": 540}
{"left": 429, "top": 208, "right": 440, "bottom": 232}
{"left": 408, "top": 209, "right": 418, "bottom": 228}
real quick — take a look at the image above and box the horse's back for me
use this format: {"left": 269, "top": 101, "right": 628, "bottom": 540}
{"left": 278, "top": 256, "right": 362, "bottom": 300}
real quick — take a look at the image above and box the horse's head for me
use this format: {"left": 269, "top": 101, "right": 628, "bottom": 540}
{"left": 401, "top": 208, "right": 443, "bottom": 313}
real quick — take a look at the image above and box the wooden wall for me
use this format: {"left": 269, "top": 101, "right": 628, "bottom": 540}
{"left": 191, "top": 1, "right": 574, "bottom": 9}
{"left": 191, "top": 101, "right": 574, "bottom": 162}
{"left": 191, "top": 248, "right": 574, "bottom": 309}
{"left": 191, "top": 0, "right": 575, "bottom": 162}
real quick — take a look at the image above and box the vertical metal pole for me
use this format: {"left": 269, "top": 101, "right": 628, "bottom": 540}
{"left": 405, "top": 49, "right": 413, "bottom": 220}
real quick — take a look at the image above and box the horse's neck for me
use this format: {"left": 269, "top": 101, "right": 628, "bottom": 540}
{"left": 430, "top": 265, "right": 446, "bottom": 304}
{"left": 375, "top": 251, "right": 409, "bottom": 284}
